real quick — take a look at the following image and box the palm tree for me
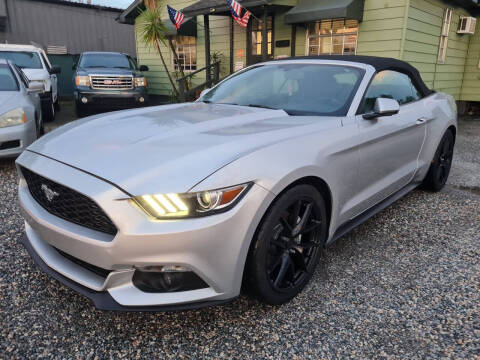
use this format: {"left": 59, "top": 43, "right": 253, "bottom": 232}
{"left": 138, "top": 3, "right": 179, "bottom": 97}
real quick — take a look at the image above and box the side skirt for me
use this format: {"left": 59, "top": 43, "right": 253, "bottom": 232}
{"left": 326, "top": 182, "right": 420, "bottom": 247}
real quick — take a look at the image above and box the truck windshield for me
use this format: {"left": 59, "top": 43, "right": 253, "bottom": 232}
{"left": 0, "top": 51, "right": 43, "bottom": 69}
{"left": 200, "top": 64, "right": 365, "bottom": 116}
{"left": 0, "top": 65, "right": 19, "bottom": 91}
{"left": 79, "top": 53, "right": 136, "bottom": 69}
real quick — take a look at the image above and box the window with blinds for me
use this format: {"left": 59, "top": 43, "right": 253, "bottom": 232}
{"left": 306, "top": 19, "right": 358, "bottom": 56}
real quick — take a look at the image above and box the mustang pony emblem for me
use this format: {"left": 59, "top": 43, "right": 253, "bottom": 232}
{"left": 41, "top": 184, "right": 59, "bottom": 202}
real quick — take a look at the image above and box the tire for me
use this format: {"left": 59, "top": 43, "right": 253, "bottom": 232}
{"left": 75, "top": 102, "right": 87, "bottom": 118}
{"left": 54, "top": 96, "right": 60, "bottom": 111}
{"left": 42, "top": 94, "right": 55, "bottom": 122}
{"left": 244, "top": 184, "right": 328, "bottom": 305}
{"left": 421, "top": 130, "right": 455, "bottom": 192}
{"left": 35, "top": 114, "right": 45, "bottom": 138}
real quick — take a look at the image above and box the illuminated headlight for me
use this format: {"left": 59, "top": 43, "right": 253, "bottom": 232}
{"left": 135, "top": 77, "right": 147, "bottom": 87}
{"left": 0, "top": 108, "right": 26, "bottom": 128}
{"left": 132, "top": 183, "right": 252, "bottom": 220}
{"left": 75, "top": 76, "right": 90, "bottom": 87}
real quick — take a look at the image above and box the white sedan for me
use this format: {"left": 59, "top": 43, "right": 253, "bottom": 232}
{"left": 0, "top": 59, "right": 44, "bottom": 158}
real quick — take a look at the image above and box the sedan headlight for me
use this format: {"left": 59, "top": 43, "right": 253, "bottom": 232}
{"left": 75, "top": 76, "right": 90, "bottom": 87}
{"left": 132, "top": 183, "right": 252, "bottom": 220}
{"left": 0, "top": 108, "right": 26, "bottom": 128}
{"left": 135, "top": 77, "right": 147, "bottom": 87}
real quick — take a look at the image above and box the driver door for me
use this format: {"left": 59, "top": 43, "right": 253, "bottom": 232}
{"left": 353, "top": 70, "right": 429, "bottom": 214}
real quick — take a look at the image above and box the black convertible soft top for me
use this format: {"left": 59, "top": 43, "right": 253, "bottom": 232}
{"left": 277, "top": 55, "right": 434, "bottom": 97}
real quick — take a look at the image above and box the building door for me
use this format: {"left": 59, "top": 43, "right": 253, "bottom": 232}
{"left": 247, "top": 15, "right": 274, "bottom": 65}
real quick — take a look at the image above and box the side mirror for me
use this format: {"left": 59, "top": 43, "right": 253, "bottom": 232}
{"left": 139, "top": 65, "right": 149, "bottom": 72}
{"left": 199, "top": 88, "right": 211, "bottom": 98}
{"left": 50, "top": 65, "right": 61, "bottom": 74}
{"left": 363, "top": 98, "right": 400, "bottom": 120}
{"left": 27, "top": 81, "right": 45, "bottom": 94}
{"left": 72, "top": 63, "right": 77, "bottom": 71}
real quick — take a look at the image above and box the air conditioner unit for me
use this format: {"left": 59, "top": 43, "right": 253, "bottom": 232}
{"left": 458, "top": 17, "right": 476, "bottom": 35}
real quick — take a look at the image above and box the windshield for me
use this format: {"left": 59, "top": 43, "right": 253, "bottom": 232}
{"left": 79, "top": 53, "right": 136, "bottom": 69}
{"left": 0, "top": 51, "right": 43, "bottom": 69}
{"left": 0, "top": 65, "right": 19, "bottom": 91}
{"left": 201, "top": 64, "right": 365, "bottom": 116}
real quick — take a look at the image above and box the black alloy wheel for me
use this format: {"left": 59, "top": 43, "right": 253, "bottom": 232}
{"left": 422, "top": 130, "right": 455, "bottom": 192}
{"left": 245, "top": 184, "right": 327, "bottom": 304}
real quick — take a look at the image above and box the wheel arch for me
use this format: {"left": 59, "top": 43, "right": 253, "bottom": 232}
{"left": 241, "top": 175, "right": 333, "bottom": 291}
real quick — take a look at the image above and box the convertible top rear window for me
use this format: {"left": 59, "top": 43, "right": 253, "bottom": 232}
{"left": 201, "top": 64, "right": 365, "bottom": 116}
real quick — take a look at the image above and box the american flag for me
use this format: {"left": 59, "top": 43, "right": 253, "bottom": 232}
{"left": 226, "top": 0, "right": 251, "bottom": 28}
{"left": 167, "top": 5, "right": 185, "bottom": 30}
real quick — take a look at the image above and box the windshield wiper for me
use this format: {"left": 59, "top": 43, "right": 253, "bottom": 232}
{"left": 198, "top": 100, "right": 212, "bottom": 103}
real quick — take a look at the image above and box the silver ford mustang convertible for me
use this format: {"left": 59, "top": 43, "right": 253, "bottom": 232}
{"left": 17, "top": 56, "right": 457, "bottom": 311}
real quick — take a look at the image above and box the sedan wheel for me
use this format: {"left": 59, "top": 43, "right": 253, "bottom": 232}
{"left": 244, "top": 184, "right": 327, "bottom": 304}
{"left": 422, "top": 130, "right": 454, "bottom": 192}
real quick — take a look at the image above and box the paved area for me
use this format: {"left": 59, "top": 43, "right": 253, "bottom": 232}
{"left": 0, "top": 119, "right": 479, "bottom": 358}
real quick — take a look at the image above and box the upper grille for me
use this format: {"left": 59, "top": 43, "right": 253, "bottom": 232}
{"left": 90, "top": 75, "right": 133, "bottom": 90}
{"left": 21, "top": 167, "right": 117, "bottom": 236}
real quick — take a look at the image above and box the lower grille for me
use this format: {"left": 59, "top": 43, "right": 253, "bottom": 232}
{"left": 55, "top": 248, "right": 111, "bottom": 278}
{"left": 0, "top": 140, "right": 20, "bottom": 150}
{"left": 21, "top": 167, "right": 117, "bottom": 236}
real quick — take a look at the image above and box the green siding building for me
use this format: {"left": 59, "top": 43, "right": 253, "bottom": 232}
{"left": 120, "top": 0, "right": 480, "bottom": 104}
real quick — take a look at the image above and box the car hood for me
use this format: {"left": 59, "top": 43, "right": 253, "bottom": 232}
{"left": 77, "top": 67, "right": 140, "bottom": 76}
{"left": 0, "top": 92, "right": 22, "bottom": 113}
{"left": 22, "top": 68, "right": 49, "bottom": 81}
{"left": 28, "top": 103, "right": 335, "bottom": 195}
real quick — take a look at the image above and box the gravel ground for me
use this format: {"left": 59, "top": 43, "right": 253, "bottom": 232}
{"left": 1, "top": 120, "right": 479, "bottom": 359}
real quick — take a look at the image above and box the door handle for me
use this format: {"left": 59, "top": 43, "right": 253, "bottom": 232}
{"left": 416, "top": 117, "right": 434, "bottom": 125}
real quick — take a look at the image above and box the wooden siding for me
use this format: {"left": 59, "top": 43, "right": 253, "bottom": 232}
{"left": 403, "top": 0, "right": 471, "bottom": 99}
{"left": 356, "top": 0, "right": 408, "bottom": 59}
{"left": 461, "top": 19, "right": 480, "bottom": 101}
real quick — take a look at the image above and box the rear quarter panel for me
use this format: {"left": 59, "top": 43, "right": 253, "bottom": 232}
{"left": 413, "top": 92, "right": 457, "bottom": 182}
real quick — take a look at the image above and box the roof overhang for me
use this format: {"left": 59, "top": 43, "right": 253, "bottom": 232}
{"left": 450, "top": 0, "right": 480, "bottom": 15}
{"left": 163, "top": 18, "right": 197, "bottom": 37}
{"left": 181, "top": 0, "right": 273, "bottom": 17}
{"left": 119, "top": 0, "right": 144, "bottom": 24}
{"left": 285, "top": 0, "right": 365, "bottom": 24}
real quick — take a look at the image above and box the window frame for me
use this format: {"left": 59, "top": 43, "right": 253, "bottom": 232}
{"left": 305, "top": 19, "right": 359, "bottom": 56}
{"left": 356, "top": 70, "right": 425, "bottom": 115}
{"left": 171, "top": 35, "right": 197, "bottom": 73}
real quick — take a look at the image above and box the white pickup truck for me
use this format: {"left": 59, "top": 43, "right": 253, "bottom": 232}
{"left": 0, "top": 44, "right": 61, "bottom": 121}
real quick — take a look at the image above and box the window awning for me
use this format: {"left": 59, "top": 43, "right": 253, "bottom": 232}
{"left": 285, "top": 0, "right": 365, "bottom": 24}
{"left": 163, "top": 18, "right": 197, "bottom": 37}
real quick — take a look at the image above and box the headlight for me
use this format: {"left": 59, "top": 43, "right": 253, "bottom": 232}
{"left": 132, "top": 183, "right": 252, "bottom": 220}
{"left": 135, "top": 77, "right": 147, "bottom": 87}
{"left": 0, "top": 108, "right": 26, "bottom": 128}
{"left": 75, "top": 76, "right": 90, "bottom": 87}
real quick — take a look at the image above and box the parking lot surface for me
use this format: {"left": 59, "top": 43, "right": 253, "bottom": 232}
{"left": 0, "top": 118, "right": 479, "bottom": 359}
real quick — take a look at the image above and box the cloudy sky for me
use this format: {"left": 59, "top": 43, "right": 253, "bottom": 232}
{"left": 86, "top": 0, "right": 133, "bottom": 9}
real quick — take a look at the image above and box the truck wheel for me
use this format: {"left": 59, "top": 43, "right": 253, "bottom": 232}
{"left": 54, "top": 96, "right": 60, "bottom": 111}
{"left": 75, "top": 102, "right": 87, "bottom": 118}
{"left": 42, "top": 94, "right": 55, "bottom": 122}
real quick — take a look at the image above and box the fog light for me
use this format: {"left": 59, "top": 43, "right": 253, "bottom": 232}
{"left": 133, "top": 266, "right": 208, "bottom": 293}
{"left": 81, "top": 97, "right": 88, "bottom": 104}
{"left": 139, "top": 97, "right": 145, "bottom": 103}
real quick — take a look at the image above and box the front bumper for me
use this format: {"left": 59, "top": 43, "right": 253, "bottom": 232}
{"left": 16, "top": 151, "right": 274, "bottom": 310}
{"left": 0, "top": 122, "right": 36, "bottom": 158}
{"left": 74, "top": 87, "right": 148, "bottom": 108}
